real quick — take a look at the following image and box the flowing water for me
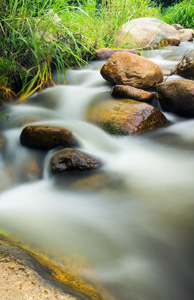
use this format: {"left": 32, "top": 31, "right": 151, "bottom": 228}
{"left": 0, "top": 42, "right": 194, "bottom": 300}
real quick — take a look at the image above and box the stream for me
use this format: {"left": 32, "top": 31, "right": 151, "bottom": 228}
{"left": 0, "top": 41, "right": 194, "bottom": 300}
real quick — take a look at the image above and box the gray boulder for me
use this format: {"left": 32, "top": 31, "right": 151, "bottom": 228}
{"left": 116, "top": 18, "right": 181, "bottom": 49}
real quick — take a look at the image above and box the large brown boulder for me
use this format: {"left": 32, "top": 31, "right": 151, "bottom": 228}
{"left": 175, "top": 50, "right": 194, "bottom": 80}
{"left": 156, "top": 79, "right": 194, "bottom": 117}
{"left": 100, "top": 52, "right": 163, "bottom": 89}
{"left": 116, "top": 18, "right": 181, "bottom": 49}
{"left": 87, "top": 99, "right": 166, "bottom": 135}
{"left": 50, "top": 148, "right": 102, "bottom": 174}
{"left": 0, "top": 235, "right": 104, "bottom": 300}
{"left": 94, "top": 48, "right": 139, "bottom": 60}
{"left": 20, "top": 126, "right": 79, "bottom": 150}
{"left": 111, "top": 85, "right": 154, "bottom": 102}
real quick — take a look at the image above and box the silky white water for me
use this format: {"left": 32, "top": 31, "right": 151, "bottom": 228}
{"left": 0, "top": 42, "right": 194, "bottom": 300}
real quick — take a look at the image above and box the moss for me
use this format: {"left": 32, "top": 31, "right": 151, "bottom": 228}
{"left": 0, "top": 235, "right": 106, "bottom": 300}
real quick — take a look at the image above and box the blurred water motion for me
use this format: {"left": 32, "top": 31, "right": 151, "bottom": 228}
{"left": 0, "top": 41, "right": 194, "bottom": 300}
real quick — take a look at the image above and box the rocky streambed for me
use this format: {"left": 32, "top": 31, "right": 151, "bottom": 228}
{"left": 0, "top": 17, "right": 194, "bottom": 300}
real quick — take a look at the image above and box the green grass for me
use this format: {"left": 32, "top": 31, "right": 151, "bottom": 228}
{"left": 0, "top": 0, "right": 91, "bottom": 101}
{"left": 162, "top": 0, "right": 194, "bottom": 28}
{"left": 6, "top": 0, "right": 193, "bottom": 108}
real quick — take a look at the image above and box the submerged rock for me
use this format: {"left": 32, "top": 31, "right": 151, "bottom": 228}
{"left": 71, "top": 172, "right": 124, "bottom": 193}
{"left": 20, "top": 126, "right": 79, "bottom": 150}
{"left": 175, "top": 50, "right": 194, "bottom": 80}
{"left": 50, "top": 148, "right": 102, "bottom": 174}
{"left": 0, "top": 235, "right": 105, "bottom": 300}
{"left": 0, "top": 135, "right": 5, "bottom": 151}
{"left": 101, "top": 52, "right": 163, "bottom": 89}
{"left": 156, "top": 79, "right": 194, "bottom": 117}
{"left": 94, "top": 48, "right": 139, "bottom": 60}
{"left": 21, "top": 154, "right": 42, "bottom": 182}
{"left": 161, "top": 66, "right": 173, "bottom": 77}
{"left": 87, "top": 99, "right": 166, "bottom": 135}
{"left": 18, "top": 118, "right": 40, "bottom": 127}
{"left": 111, "top": 85, "right": 154, "bottom": 102}
{"left": 116, "top": 18, "right": 180, "bottom": 49}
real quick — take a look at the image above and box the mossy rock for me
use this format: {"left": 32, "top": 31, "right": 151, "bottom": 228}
{"left": 87, "top": 99, "right": 166, "bottom": 135}
{"left": 0, "top": 235, "right": 113, "bottom": 300}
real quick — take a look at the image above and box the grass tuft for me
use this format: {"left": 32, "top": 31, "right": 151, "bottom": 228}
{"left": 162, "top": 0, "right": 194, "bottom": 28}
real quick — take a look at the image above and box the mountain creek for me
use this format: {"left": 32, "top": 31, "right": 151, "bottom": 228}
{"left": 0, "top": 41, "right": 194, "bottom": 300}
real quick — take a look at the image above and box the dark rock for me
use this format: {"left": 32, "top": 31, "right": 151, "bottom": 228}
{"left": 20, "top": 126, "right": 79, "bottom": 150}
{"left": 0, "top": 235, "right": 104, "bottom": 300}
{"left": 101, "top": 52, "right": 163, "bottom": 89}
{"left": 111, "top": 85, "right": 154, "bottom": 102}
{"left": 156, "top": 79, "right": 194, "bottom": 117}
{"left": 94, "top": 48, "right": 139, "bottom": 60}
{"left": 50, "top": 148, "right": 102, "bottom": 174}
{"left": 175, "top": 50, "right": 194, "bottom": 80}
{"left": 116, "top": 18, "right": 180, "bottom": 49}
{"left": 87, "top": 99, "right": 166, "bottom": 135}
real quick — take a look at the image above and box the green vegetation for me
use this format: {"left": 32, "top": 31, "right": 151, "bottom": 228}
{"left": 0, "top": 0, "right": 161, "bottom": 103}
{"left": 0, "top": 0, "right": 193, "bottom": 108}
{"left": 162, "top": 0, "right": 194, "bottom": 28}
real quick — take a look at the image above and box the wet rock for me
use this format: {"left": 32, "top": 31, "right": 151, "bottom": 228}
{"left": 94, "top": 48, "right": 139, "bottom": 60}
{"left": 116, "top": 18, "right": 180, "bottom": 49}
{"left": 156, "top": 79, "right": 194, "bottom": 117}
{"left": 50, "top": 148, "right": 102, "bottom": 174}
{"left": 71, "top": 172, "right": 124, "bottom": 193}
{"left": 175, "top": 50, "right": 194, "bottom": 80}
{"left": 111, "top": 85, "right": 154, "bottom": 102}
{"left": 20, "top": 126, "right": 79, "bottom": 150}
{"left": 21, "top": 155, "right": 42, "bottom": 181}
{"left": 101, "top": 52, "right": 163, "bottom": 89}
{"left": 87, "top": 99, "right": 166, "bottom": 135}
{"left": 161, "top": 67, "right": 173, "bottom": 77}
{"left": 178, "top": 29, "right": 194, "bottom": 42}
{"left": 0, "top": 235, "right": 104, "bottom": 300}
